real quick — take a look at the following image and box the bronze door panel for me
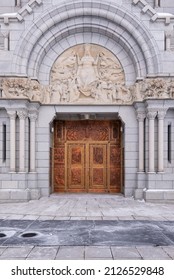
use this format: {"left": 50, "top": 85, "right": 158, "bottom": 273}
{"left": 89, "top": 144, "right": 107, "bottom": 192}
{"left": 53, "top": 120, "right": 122, "bottom": 193}
{"left": 67, "top": 144, "right": 86, "bottom": 192}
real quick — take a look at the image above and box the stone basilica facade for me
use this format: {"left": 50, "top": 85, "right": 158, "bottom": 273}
{"left": 0, "top": 0, "right": 174, "bottom": 203}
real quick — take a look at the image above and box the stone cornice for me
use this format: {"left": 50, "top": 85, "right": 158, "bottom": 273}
{"left": 0, "top": 0, "right": 173, "bottom": 25}
{"left": 132, "top": 0, "right": 174, "bottom": 25}
{"left": 0, "top": 0, "right": 43, "bottom": 24}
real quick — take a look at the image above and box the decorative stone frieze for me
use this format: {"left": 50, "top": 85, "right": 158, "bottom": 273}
{"left": 1, "top": 76, "right": 174, "bottom": 105}
{"left": 140, "top": 78, "right": 169, "bottom": 99}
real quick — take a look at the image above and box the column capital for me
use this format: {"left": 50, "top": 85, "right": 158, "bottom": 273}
{"left": 137, "top": 112, "right": 146, "bottom": 122}
{"left": 17, "top": 109, "right": 28, "bottom": 120}
{"left": 6, "top": 110, "right": 16, "bottom": 120}
{"left": 158, "top": 109, "right": 167, "bottom": 120}
{"left": 147, "top": 110, "right": 157, "bottom": 120}
{"left": 28, "top": 111, "right": 38, "bottom": 121}
{"left": 165, "top": 31, "right": 173, "bottom": 39}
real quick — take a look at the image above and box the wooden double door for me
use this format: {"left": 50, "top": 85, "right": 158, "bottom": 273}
{"left": 53, "top": 120, "right": 122, "bottom": 193}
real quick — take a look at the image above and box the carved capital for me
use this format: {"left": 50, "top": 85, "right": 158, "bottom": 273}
{"left": 28, "top": 111, "right": 38, "bottom": 121}
{"left": 165, "top": 31, "right": 173, "bottom": 39}
{"left": 7, "top": 110, "right": 16, "bottom": 120}
{"left": 1, "top": 31, "right": 9, "bottom": 38}
{"left": 158, "top": 109, "right": 167, "bottom": 120}
{"left": 137, "top": 112, "right": 146, "bottom": 122}
{"left": 17, "top": 109, "right": 28, "bottom": 120}
{"left": 147, "top": 110, "right": 157, "bottom": 120}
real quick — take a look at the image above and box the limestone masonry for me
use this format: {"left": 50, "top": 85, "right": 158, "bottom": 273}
{"left": 0, "top": 0, "right": 174, "bottom": 203}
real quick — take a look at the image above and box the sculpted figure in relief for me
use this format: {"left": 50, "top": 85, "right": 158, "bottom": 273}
{"left": 50, "top": 44, "right": 127, "bottom": 104}
{"left": 141, "top": 78, "right": 169, "bottom": 99}
{"left": 76, "top": 44, "right": 99, "bottom": 96}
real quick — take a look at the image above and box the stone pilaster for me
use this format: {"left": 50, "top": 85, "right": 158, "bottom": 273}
{"left": 165, "top": 31, "right": 172, "bottom": 51}
{"left": 28, "top": 111, "right": 38, "bottom": 172}
{"left": 17, "top": 109, "right": 28, "bottom": 173}
{"left": 147, "top": 110, "right": 157, "bottom": 173}
{"left": 137, "top": 112, "right": 146, "bottom": 172}
{"left": 157, "top": 109, "right": 167, "bottom": 172}
{"left": 7, "top": 110, "right": 16, "bottom": 172}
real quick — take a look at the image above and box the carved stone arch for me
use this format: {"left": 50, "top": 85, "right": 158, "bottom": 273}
{"left": 37, "top": 32, "right": 140, "bottom": 86}
{"left": 12, "top": 0, "right": 161, "bottom": 81}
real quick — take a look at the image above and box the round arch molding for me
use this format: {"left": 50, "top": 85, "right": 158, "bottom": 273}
{"left": 12, "top": 0, "right": 161, "bottom": 85}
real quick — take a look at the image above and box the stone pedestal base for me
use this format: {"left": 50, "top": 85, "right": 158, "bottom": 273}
{"left": 143, "top": 189, "right": 174, "bottom": 203}
{"left": 0, "top": 189, "right": 30, "bottom": 203}
{"left": 134, "top": 172, "right": 146, "bottom": 200}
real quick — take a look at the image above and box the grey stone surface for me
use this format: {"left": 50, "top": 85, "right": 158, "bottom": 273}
{"left": 137, "top": 246, "right": 172, "bottom": 260}
{"left": 56, "top": 246, "right": 85, "bottom": 260}
{"left": 0, "top": 246, "right": 33, "bottom": 258}
{"left": 0, "top": 219, "right": 174, "bottom": 247}
{"left": 0, "top": 1, "right": 174, "bottom": 204}
{"left": 111, "top": 247, "right": 142, "bottom": 259}
{"left": 85, "top": 246, "right": 112, "bottom": 259}
{"left": 27, "top": 246, "right": 58, "bottom": 260}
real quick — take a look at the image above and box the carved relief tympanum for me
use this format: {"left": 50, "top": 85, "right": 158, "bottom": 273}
{"left": 2, "top": 45, "right": 173, "bottom": 104}
{"left": 50, "top": 44, "right": 126, "bottom": 104}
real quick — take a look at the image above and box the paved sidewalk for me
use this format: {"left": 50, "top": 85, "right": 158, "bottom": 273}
{"left": 0, "top": 245, "right": 174, "bottom": 260}
{"left": 0, "top": 194, "right": 174, "bottom": 260}
{"left": 0, "top": 194, "right": 174, "bottom": 221}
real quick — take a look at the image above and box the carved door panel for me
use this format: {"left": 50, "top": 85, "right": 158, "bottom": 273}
{"left": 109, "top": 145, "right": 122, "bottom": 193}
{"left": 53, "top": 120, "right": 122, "bottom": 193}
{"left": 89, "top": 144, "right": 107, "bottom": 192}
{"left": 67, "top": 144, "right": 86, "bottom": 192}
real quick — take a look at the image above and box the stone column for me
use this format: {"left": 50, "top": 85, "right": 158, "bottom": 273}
{"left": 7, "top": 110, "right": 16, "bottom": 172}
{"left": 165, "top": 31, "right": 172, "bottom": 51}
{"left": 18, "top": 110, "right": 27, "bottom": 173}
{"left": 154, "top": 0, "right": 159, "bottom": 8}
{"left": 2, "top": 31, "right": 9, "bottom": 51}
{"left": 137, "top": 113, "right": 146, "bottom": 172}
{"left": 28, "top": 112, "right": 38, "bottom": 172}
{"left": 147, "top": 111, "right": 157, "bottom": 173}
{"left": 157, "top": 110, "right": 166, "bottom": 172}
{"left": 15, "top": 0, "right": 21, "bottom": 7}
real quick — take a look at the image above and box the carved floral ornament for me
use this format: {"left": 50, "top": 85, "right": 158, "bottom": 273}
{"left": 1, "top": 44, "right": 174, "bottom": 105}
